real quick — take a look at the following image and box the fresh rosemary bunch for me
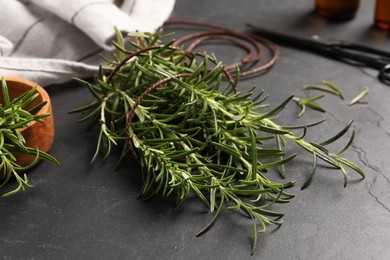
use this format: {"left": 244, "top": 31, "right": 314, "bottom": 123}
{"left": 0, "top": 79, "right": 59, "bottom": 197}
{"left": 72, "top": 30, "right": 365, "bottom": 254}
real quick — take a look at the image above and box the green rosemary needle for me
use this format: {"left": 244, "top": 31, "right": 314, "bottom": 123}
{"left": 72, "top": 29, "right": 365, "bottom": 255}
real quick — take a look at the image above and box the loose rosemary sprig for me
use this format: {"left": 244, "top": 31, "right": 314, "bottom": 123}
{"left": 304, "top": 80, "right": 344, "bottom": 99}
{"left": 72, "top": 30, "right": 365, "bottom": 254}
{"left": 293, "top": 95, "right": 326, "bottom": 117}
{"left": 0, "top": 79, "right": 59, "bottom": 197}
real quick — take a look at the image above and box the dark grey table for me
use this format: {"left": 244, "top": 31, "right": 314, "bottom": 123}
{"left": 2, "top": 0, "right": 390, "bottom": 259}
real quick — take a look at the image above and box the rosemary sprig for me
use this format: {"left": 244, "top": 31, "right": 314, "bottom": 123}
{"left": 293, "top": 95, "right": 326, "bottom": 117}
{"left": 0, "top": 79, "right": 59, "bottom": 197}
{"left": 72, "top": 30, "right": 364, "bottom": 254}
{"left": 304, "top": 80, "right": 344, "bottom": 99}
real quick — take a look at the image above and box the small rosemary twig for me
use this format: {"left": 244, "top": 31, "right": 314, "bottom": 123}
{"left": 349, "top": 87, "right": 369, "bottom": 106}
{"left": 293, "top": 95, "right": 326, "bottom": 117}
{"left": 304, "top": 80, "right": 344, "bottom": 99}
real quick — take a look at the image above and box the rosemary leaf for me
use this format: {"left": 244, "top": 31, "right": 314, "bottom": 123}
{"left": 349, "top": 87, "right": 369, "bottom": 106}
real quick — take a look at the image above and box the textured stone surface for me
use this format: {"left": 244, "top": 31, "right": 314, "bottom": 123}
{"left": 1, "top": 0, "right": 389, "bottom": 259}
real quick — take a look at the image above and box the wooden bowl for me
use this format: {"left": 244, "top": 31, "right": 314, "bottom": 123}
{"left": 1, "top": 77, "right": 55, "bottom": 167}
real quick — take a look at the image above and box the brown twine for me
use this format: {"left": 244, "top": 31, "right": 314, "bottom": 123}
{"left": 164, "top": 20, "right": 279, "bottom": 78}
{"left": 185, "top": 34, "right": 256, "bottom": 70}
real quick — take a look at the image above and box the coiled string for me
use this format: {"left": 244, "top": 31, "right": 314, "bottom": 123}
{"left": 164, "top": 20, "right": 279, "bottom": 78}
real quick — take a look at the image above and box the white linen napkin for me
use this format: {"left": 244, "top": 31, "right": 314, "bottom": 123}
{"left": 0, "top": 0, "right": 175, "bottom": 86}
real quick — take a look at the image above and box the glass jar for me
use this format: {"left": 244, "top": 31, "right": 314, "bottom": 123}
{"left": 375, "top": 0, "right": 390, "bottom": 31}
{"left": 315, "top": 0, "right": 360, "bottom": 20}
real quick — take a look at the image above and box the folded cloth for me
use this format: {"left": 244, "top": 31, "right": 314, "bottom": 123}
{"left": 0, "top": 0, "right": 175, "bottom": 86}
